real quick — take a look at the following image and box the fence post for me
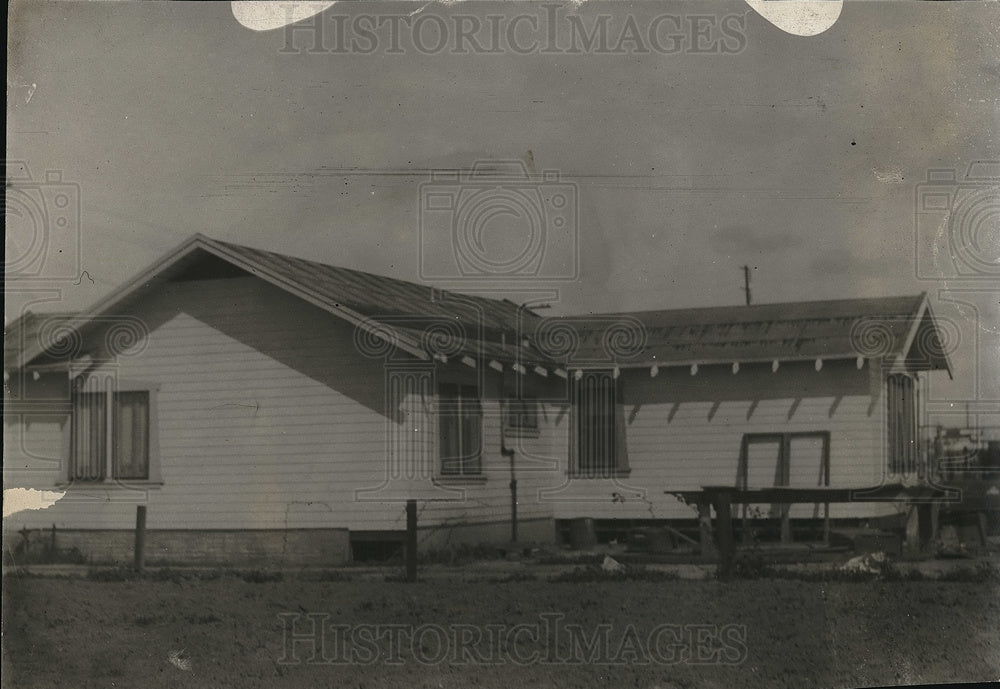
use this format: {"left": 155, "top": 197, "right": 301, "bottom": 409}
{"left": 698, "top": 499, "right": 716, "bottom": 562}
{"left": 405, "top": 499, "right": 417, "bottom": 582}
{"left": 714, "top": 490, "right": 735, "bottom": 579}
{"left": 134, "top": 505, "right": 147, "bottom": 573}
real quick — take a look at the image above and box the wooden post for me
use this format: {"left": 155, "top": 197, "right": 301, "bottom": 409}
{"left": 698, "top": 500, "right": 717, "bottom": 562}
{"left": 780, "top": 506, "right": 792, "bottom": 544}
{"left": 714, "top": 490, "right": 735, "bottom": 579}
{"left": 134, "top": 505, "right": 147, "bottom": 573}
{"left": 917, "top": 503, "right": 934, "bottom": 550}
{"left": 405, "top": 499, "right": 417, "bottom": 582}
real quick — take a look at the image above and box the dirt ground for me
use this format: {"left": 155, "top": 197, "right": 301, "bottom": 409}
{"left": 3, "top": 562, "right": 999, "bottom": 689}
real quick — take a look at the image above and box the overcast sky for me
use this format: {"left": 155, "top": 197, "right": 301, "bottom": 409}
{"left": 6, "top": 0, "right": 999, "bottom": 407}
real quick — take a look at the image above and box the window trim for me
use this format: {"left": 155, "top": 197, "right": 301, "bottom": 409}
{"left": 737, "top": 431, "right": 831, "bottom": 490}
{"left": 436, "top": 381, "right": 483, "bottom": 478}
{"left": 503, "top": 395, "right": 540, "bottom": 439}
{"left": 59, "top": 375, "right": 162, "bottom": 488}
{"left": 886, "top": 372, "right": 919, "bottom": 476}
{"left": 569, "top": 370, "right": 631, "bottom": 479}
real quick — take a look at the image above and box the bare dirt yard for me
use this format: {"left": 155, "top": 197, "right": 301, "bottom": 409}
{"left": 3, "top": 563, "right": 1000, "bottom": 689}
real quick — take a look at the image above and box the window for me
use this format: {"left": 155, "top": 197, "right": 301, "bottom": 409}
{"left": 572, "top": 370, "right": 628, "bottom": 477}
{"left": 70, "top": 384, "right": 152, "bottom": 482}
{"left": 438, "top": 383, "right": 482, "bottom": 476}
{"left": 738, "top": 432, "right": 830, "bottom": 520}
{"left": 887, "top": 373, "right": 918, "bottom": 475}
{"left": 506, "top": 396, "right": 538, "bottom": 431}
{"left": 737, "top": 432, "right": 830, "bottom": 491}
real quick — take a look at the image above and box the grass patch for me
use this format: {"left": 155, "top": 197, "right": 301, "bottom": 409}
{"left": 86, "top": 567, "right": 139, "bottom": 582}
{"left": 535, "top": 552, "right": 606, "bottom": 566}
{"left": 937, "top": 562, "right": 1000, "bottom": 583}
{"left": 466, "top": 572, "right": 538, "bottom": 583}
{"left": 549, "top": 565, "right": 680, "bottom": 583}
{"left": 419, "top": 543, "right": 506, "bottom": 566}
{"left": 241, "top": 570, "right": 284, "bottom": 583}
{"left": 313, "top": 569, "right": 354, "bottom": 582}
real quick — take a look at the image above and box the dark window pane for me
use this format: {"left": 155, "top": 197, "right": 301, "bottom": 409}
{"left": 887, "top": 374, "right": 917, "bottom": 475}
{"left": 508, "top": 397, "right": 538, "bottom": 429}
{"left": 438, "top": 383, "right": 481, "bottom": 475}
{"left": 574, "top": 372, "right": 617, "bottom": 476}
{"left": 70, "top": 391, "right": 106, "bottom": 481}
{"left": 461, "top": 389, "right": 482, "bottom": 474}
{"left": 114, "top": 391, "right": 150, "bottom": 480}
{"left": 439, "top": 384, "right": 461, "bottom": 474}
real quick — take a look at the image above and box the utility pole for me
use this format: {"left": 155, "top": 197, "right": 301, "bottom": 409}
{"left": 741, "top": 265, "right": 752, "bottom": 306}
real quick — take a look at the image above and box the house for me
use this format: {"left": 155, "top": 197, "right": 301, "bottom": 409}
{"left": 3, "top": 235, "right": 952, "bottom": 565}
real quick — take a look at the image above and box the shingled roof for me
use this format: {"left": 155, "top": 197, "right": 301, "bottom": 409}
{"left": 5, "top": 235, "right": 952, "bottom": 377}
{"left": 529, "top": 294, "right": 951, "bottom": 374}
{"left": 5, "top": 234, "right": 540, "bottom": 373}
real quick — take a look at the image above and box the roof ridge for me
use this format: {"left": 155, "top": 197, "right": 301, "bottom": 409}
{"left": 576, "top": 293, "right": 925, "bottom": 320}
{"left": 207, "top": 237, "right": 520, "bottom": 311}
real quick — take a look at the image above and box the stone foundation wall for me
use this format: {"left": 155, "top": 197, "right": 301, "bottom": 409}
{"left": 23, "top": 528, "right": 352, "bottom": 567}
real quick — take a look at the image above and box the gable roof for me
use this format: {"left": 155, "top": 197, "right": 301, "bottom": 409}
{"left": 4, "top": 311, "right": 77, "bottom": 372}
{"left": 6, "top": 234, "right": 539, "bottom": 373}
{"left": 542, "top": 294, "right": 951, "bottom": 374}
{"left": 5, "top": 235, "right": 952, "bottom": 377}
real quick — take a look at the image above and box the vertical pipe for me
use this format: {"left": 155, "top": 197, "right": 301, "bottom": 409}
{"left": 510, "top": 479, "right": 518, "bottom": 543}
{"left": 134, "top": 505, "right": 147, "bottom": 573}
{"left": 405, "top": 499, "right": 417, "bottom": 582}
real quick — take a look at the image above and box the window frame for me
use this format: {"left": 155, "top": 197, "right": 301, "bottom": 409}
{"left": 737, "top": 431, "right": 831, "bottom": 490}
{"left": 569, "top": 369, "right": 630, "bottom": 478}
{"left": 504, "top": 395, "right": 540, "bottom": 438}
{"left": 886, "top": 372, "right": 919, "bottom": 476}
{"left": 436, "top": 381, "right": 483, "bottom": 478}
{"left": 61, "top": 376, "right": 162, "bottom": 488}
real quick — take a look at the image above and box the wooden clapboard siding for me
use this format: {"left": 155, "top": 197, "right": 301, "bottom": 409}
{"left": 5, "top": 274, "right": 908, "bottom": 538}
{"left": 4, "top": 276, "right": 550, "bottom": 534}
{"left": 416, "top": 374, "right": 563, "bottom": 534}
{"left": 550, "top": 360, "right": 893, "bottom": 520}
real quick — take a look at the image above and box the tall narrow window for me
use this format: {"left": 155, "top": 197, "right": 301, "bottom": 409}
{"left": 573, "top": 370, "right": 625, "bottom": 477}
{"left": 438, "top": 383, "right": 482, "bottom": 476}
{"left": 887, "top": 373, "right": 918, "bottom": 475}
{"left": 70, "top": 385, "right": 151, "bottom": 482}
{"left": 114, "top": 391, "right": 150, "bottom": 480}
{"left": 70, "top": 391, "right": 107, "bottom": 481}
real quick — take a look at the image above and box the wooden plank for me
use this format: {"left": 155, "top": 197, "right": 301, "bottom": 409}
{"left": 405, "top": 500, "right": 417, "bottom": 582}
{"left": 134, "top": 505, "right": 147, "bottom": 573}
